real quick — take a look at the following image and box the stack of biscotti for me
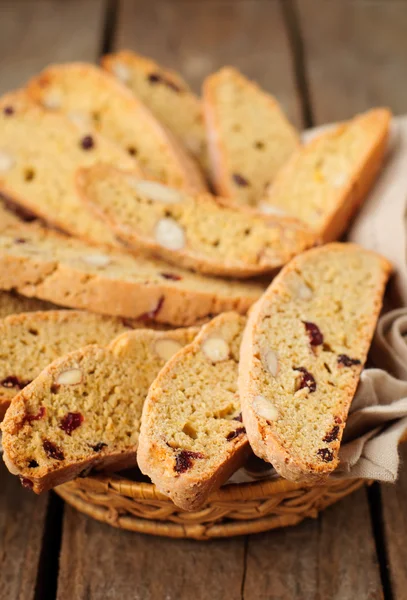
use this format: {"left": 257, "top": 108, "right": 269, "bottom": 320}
{"left": 1, "top": 243, "right": 392, "bottom": 510}
{"left": 0, "top": 223, "right": 264, "bottom": 326}
{"left": 1, "top": 327, "right": 197, "bottom": 492}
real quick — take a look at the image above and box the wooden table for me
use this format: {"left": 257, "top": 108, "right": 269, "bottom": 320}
{"left": 1, "top": 1, "right": 407, "bottom": 598}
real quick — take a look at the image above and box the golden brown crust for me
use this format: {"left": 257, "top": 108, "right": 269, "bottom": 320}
{"left": 77, "top": 164, "right": 316, "bottom": 278}
{"left": 138, "top": 312, "right": 250, "bottom": 510}
{"left": 238, "top": 243, "right": 392, "bottom": 483}
{"left": 262, "top": 108, "right": 391, "bottom": 242}
{"left": 0, "top": 225, "right": 264, "bottom": 326}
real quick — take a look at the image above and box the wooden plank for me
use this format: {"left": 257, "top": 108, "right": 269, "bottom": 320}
{"left": 0, "top": 461, "right": 49, "bottom": 600}
{"left": 296, "top": 0, "right": 407, "bottom": 123}
{"left": 380, "top": 443, "right": 407, "bottom": 600}
{"left": 0, "top": 0, "right": 107, "bottom": 94}
{"left": 57, "top": 506, "right": 245, "bottom": 600}
{"left": 114, "top": 0, "right": 303, "bottom": 127}
{"left": 244, "top": 488, "right": 383, "bottom": 599}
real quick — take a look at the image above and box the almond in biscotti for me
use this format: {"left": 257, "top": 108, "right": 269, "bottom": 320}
{"left": 77, "top": 164, "right": 316, "bottom": 279}
{"left": 239, "top": 242, "right": 392, "bottom": 484}
{"left": 137, "top": 312, "right": 250, "bottom": 511}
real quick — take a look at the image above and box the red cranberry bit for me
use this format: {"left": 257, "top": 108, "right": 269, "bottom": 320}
{"left": 148, "top": 72, "right": 162, "bottom": 84}
{"left": 14, "top": 237, "right": 27, "bottom": 244}
{"left": 60, "top": 412, "right": 84, "bottom": 436}
{"left": 91, "top": 442, "right": 107, "bottom": 452}
{"left": 334, "top": 416, "right": 343, "bottom": 425}
{"left": 317, "top": 448, "right": 334, "bottom": 462}
{"left": 148, "top": 72, "right": 181, "bottom": 92}
{"left": 3, "top": 106, "right": 14, "bottom": 116}
{"left": 174, "top": 450, "right": 204, "bottom": 474}
{"left": 139, "top": 295, "right": 164, "bottom": 321}
{"left": 303, "top": 321, "right": 323, "bottom": 346}
{"left": 160, "top": 272, "right": 182, "bottom": 281}
{"left": 226, "top": 427, "right": 246, "bottom": 441}
{"left": 20, "top": 477, "right": 33, "bottom": 489}
{"left": 80, "top": 135, "right": 95, "bottom": 150}
{"left": 323, "top": 425, "right": 340, "bottom": 443}
{"left": 337, "top": 354, "right": 361, "bottom": 367}
{"left": 233, "top": 413, "right": 243, "bottom": 422}
{"left": 294, "top": 367, "right": 316, "bottom": 393}
{"left": 1, "top": 375, "right": 31, "bottom": 390}
{"left": 43, "top": 440, "right": 64, "bottom": 461}
{"left": 232, "top": 173, "right": 249, "bottom": 187}
{"left": 24, "top": 406, "right": 46, "bottom": 425}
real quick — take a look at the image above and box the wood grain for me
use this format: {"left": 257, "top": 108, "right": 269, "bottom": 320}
{"left": 243, "top": 488, "right": 383, "bottom": 600}
{"left": 0, "top": 0, "right": 106, "bottom": 94}
{"left": 0, "top": 461, "right": 49, "bottom": 600}
{"left": 57, "top": 506, "right": 245, "bottom": 600}
{"left": 380, "top": 443, "right": 407, "bottom": 600}
{"left": 296, "top": 0, "right": 407, "bottom": 123}
{"left": 114, "top": 0, "right": 303, "bottom": 127}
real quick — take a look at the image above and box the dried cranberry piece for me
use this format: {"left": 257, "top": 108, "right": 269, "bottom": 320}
{"left": 24, "top": 406, "right": 46, "bottom": 425}
{"left": 50, "top": 383, "right": 59, "bottom": 394}
{"left": 20, "top": 477, "right": 33, "bottom": 489}
{"left": 337, "top": 354, "right": 361, "bottom": 367}
{"left": 160, "top": 272, "right": 182, "bottom": 281}
{"left": 174, "top": 450, "right": 204, "bottom": 473}
{"left": 138, "top": 296, "right": 164, "bottom": 321}
{"left": 294, "top": 367, "right": 316, "bottom": 393}
{"left": 80, "top": 135, "right": 95, "bottom": 150}
{"left": 323, "top": 425, "right": 340, "bottom": 443}
{"left": 317, "top": 448, "right": 334, "bottom": 462}
{"left": 28, "top": 460, "right": 39, "bottom": 468}
{"left": 43, "top": 440, "right": 64, "bottom": 461}
{"left": 148, "top": 72, "right": 181, "bottom": 92}
{"left": 334, "top": 416, "right": 343, "bottom": 424}
{"left": 303, "top": 321, "right": 323, "bottom": 346}
{"left": 233, "top": 413, "right": 243, "bottom": 422}
{"left": 91, "top": 442, "right": 107, "bottom": 452}
{"left": 59, "top": 412, "right": 84, "bottom": 436}
{"left": 232, "top": 173, "right": 249, "bottom": 187}
{"left": 226, "top": 427, "right": 246, "bottom": 441}
{"left": 14, "top": 237, "right": 27, "bottom": 244}
{"left": 3, "top": 105, "right": 14, "bottom": 116}
{"left": 1, "top": 376, "right": 31, "bottom": 390}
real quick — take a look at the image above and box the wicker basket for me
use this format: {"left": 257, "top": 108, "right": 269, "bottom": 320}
{"left": 56, "top": 473, "right": 370, "bottom": 540}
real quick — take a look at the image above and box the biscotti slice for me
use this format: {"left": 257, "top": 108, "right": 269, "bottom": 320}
{"left": 0, "top": 310, "right": 134, "bottom": 419}
{"left": 0, "top": 291, "right": 57, "bottom": 319}
{"left": 0, "top": 92, "right": 138, "bottom": 245}
{"left": 239, "top": 243, "right": 392, "bottom": 483}
{"left": 0, "top": 225, "right": 264, "bottom": 325}
{"left": 1, "top": 327, "right": 197, "bottom": 492}
{"left": 138, "top": 312, "right": 250, "bottom": 510}
{"left": 102, "top": 51, "right": 207, "bottom": 170}
{"left": 203, "top": 67, "right": 300, "bottom": 206}
{"left": 261, "top": 108, "right": 391, "bottom": 242}
{"left": 77, "top": 165, "right": 316, "bottom": 278}
{"left": 27, "top": 63, "right": 206, "bottom": 192}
